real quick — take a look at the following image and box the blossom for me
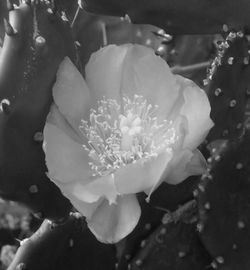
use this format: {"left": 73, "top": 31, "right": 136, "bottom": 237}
{"left": 43, "top": 44, "right": 214, "bottom": 243}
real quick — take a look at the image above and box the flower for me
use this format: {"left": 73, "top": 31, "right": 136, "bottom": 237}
{"left": 43, "top": 44, "right": 214, "bottom": 243}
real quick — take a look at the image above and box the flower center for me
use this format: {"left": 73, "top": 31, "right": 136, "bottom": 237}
{"left": 80, "top": 95, "right": 177, "bottom": 176}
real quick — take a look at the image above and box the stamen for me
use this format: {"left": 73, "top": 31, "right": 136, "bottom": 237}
{"left": 80, "top": 95, "right": 178, "bottom": 176}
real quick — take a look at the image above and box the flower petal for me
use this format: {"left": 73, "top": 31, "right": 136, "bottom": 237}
{"left": 58, "top": 174, "right": 118, "bottom": 204}
{"left": 85, "top": 45, "right": 129, "bottom": 106}
{"left": 43, "top": 122, "right": 92, "bottom": 184}
{"left": 120, "top": 44, "right": 179, "bottom": 120}
{"left": 65, "top": 194, "right": 102, "bottom": 220}
{"left": 177, "top": 76, "right": 214, "bottom": 149}
{"left": 87, "top": 194, "right": 141, "bottom": 243}
{"left": 53, "top": 57, "right": 91, "bottom": 132}
{"left": 165, "top": 149, "right": 207, "bottom": 185}
{"left": 46, "top": 104, "right": 84, "bottom": 144}
{"left": 114, "top": 150, "right": 173, "bottom": 195}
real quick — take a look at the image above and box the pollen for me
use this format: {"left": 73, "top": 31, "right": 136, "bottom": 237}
{"left": 80, "top": 95, "right": 177, "bottom": 176}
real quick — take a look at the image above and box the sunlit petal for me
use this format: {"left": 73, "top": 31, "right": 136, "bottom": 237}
{"left": 177, "top": 76, "right": 214, "bottom": 149}
{"left": 43, "top": 122, "right": 92, "bottom": 183}
{"left": 165, "top": 149, "right": 207, "bottom": 184}
{"left": 120, "top": 44, "right": 179, "bottom": 120}
{"left": 87, "top": 194, "right": 141, "bottom": 243}
{"left": 114, "top": 151, "right": 173, "bottom": 194}
{"left": 85, "top": 45, "right": 129, "bottom": 106}
{"left": 53, "top": 57, "right": 91, "bottom": 132}
{"left": 46, "top": 104, "right": 84, "bottom": 144}
{"left": 62, "top": 190, "right": 102, "bottom": 220}
{"left": 57, "top": 174, "right": 118, "bottom": 204}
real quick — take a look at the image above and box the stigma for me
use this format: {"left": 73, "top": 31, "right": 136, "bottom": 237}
{"left": 80, "top": 95, "right": 177, "bottom": 176}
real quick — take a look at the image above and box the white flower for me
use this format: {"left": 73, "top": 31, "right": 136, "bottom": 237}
{"left": 43, "top": 44, "right": 214, "bottom": 243}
